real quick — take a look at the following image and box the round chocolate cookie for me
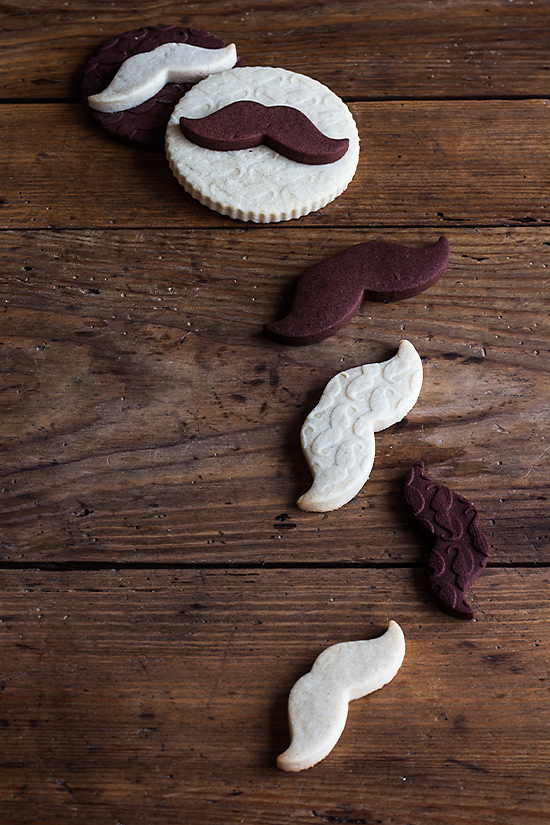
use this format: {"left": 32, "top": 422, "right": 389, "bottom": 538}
{"left": 81, "top": 25, "right": 238, "bottom": 150}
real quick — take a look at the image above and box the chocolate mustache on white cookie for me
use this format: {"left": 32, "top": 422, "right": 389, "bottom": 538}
{"left": 178, "top": 100, "right": 349, "bottom": 165}
{"left": 166, "top": 66, "right": 360, "bottom": 222}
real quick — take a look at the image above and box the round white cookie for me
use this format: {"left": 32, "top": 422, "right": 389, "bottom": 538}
{"left": 165, "top": 66, "right": 360, "bottom": 223}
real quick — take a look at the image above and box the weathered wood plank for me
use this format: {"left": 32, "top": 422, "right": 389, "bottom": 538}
{"left": 0, "top": 228, "right": 548, "bottom": 563}
{"left": 0, "top": 567, "right": 547, "bottom": 825}
{"left": 2, "top": 4, "right": 548, "bottom": 825}
{"left": 1, "top": 99, "right": 549, "bottom": 230}
{"left": 2, "top": 0, "right": 550, "bottom": 101}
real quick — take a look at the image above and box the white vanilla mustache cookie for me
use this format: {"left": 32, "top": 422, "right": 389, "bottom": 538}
{"left": 298, "top": 340, "right": 423, "bottom": 512}
{"left": 278, "top": 621, "right": 405, "bottom": 772}
{"left": 165, "top": 66, "right": 360, "bottom": 222}
{"left": 82, "top": 25, "right": 239, "bottom": 150}
{"left": 88, "top": 42, "right": 237, "bottom": 113}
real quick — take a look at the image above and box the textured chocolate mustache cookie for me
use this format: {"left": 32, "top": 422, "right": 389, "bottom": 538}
{"left": 166, "top": 66, "right": 360, "bottom": 222}
{"left": 82, "top": 25, "right": 238, "bottom": 150}
{"left": 404, "top": 461, "right": 490, "bottom": 619}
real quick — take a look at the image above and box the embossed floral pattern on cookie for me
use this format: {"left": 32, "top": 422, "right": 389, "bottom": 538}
{"left": 404, "top": 461, "right": 490, "bottom": 619}
{"left": 298, "top": 340, "right": 423, "bottom": 512}
{"left": 166, "top": 66, "right": 360, "bottom": 222}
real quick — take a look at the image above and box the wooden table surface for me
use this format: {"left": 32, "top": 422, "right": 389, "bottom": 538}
{"left": 1, "top": 2, "right": 549, "bottom": 823}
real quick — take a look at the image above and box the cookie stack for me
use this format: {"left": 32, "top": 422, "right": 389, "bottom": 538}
{"left": 82, "top": 24, "right": 360, "bottom": 222}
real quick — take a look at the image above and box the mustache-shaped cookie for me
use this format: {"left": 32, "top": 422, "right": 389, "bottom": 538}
{"left": 88, "top": 42, "right": 237, "bottom": 112}
{"left": 265, "top": 237, "right": 450, "bottom": 345}
{"left": 178, "top": 100, "right": 350, "bottom": 165}
{"left": 277, "top": 621, "right": 405, "bottom": 772}
{"left": 298, "top": 340, "right": 423, "bottom": 512}
{"left": 404, "top": 461, "right": 490, "bottom": 619}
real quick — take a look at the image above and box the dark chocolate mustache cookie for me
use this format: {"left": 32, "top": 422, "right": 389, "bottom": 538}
{"left": 404, "top": 461, "right": 490, "bottom": 620}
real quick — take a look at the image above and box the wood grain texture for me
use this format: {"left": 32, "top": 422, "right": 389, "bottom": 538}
{"left": 2, "top": 0, "right": 550, "bottom": 101}
{"left": 2, "top": 100, "right": 550, "bottom": 229}
{"left": 2, "top": 2, "right": 550, "bottom": 822}
{"left": 0, "top": 228, "right": 548, "bottom": 563}
{"left": 0, "top": 568, "right": 548, "bottom": 825}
